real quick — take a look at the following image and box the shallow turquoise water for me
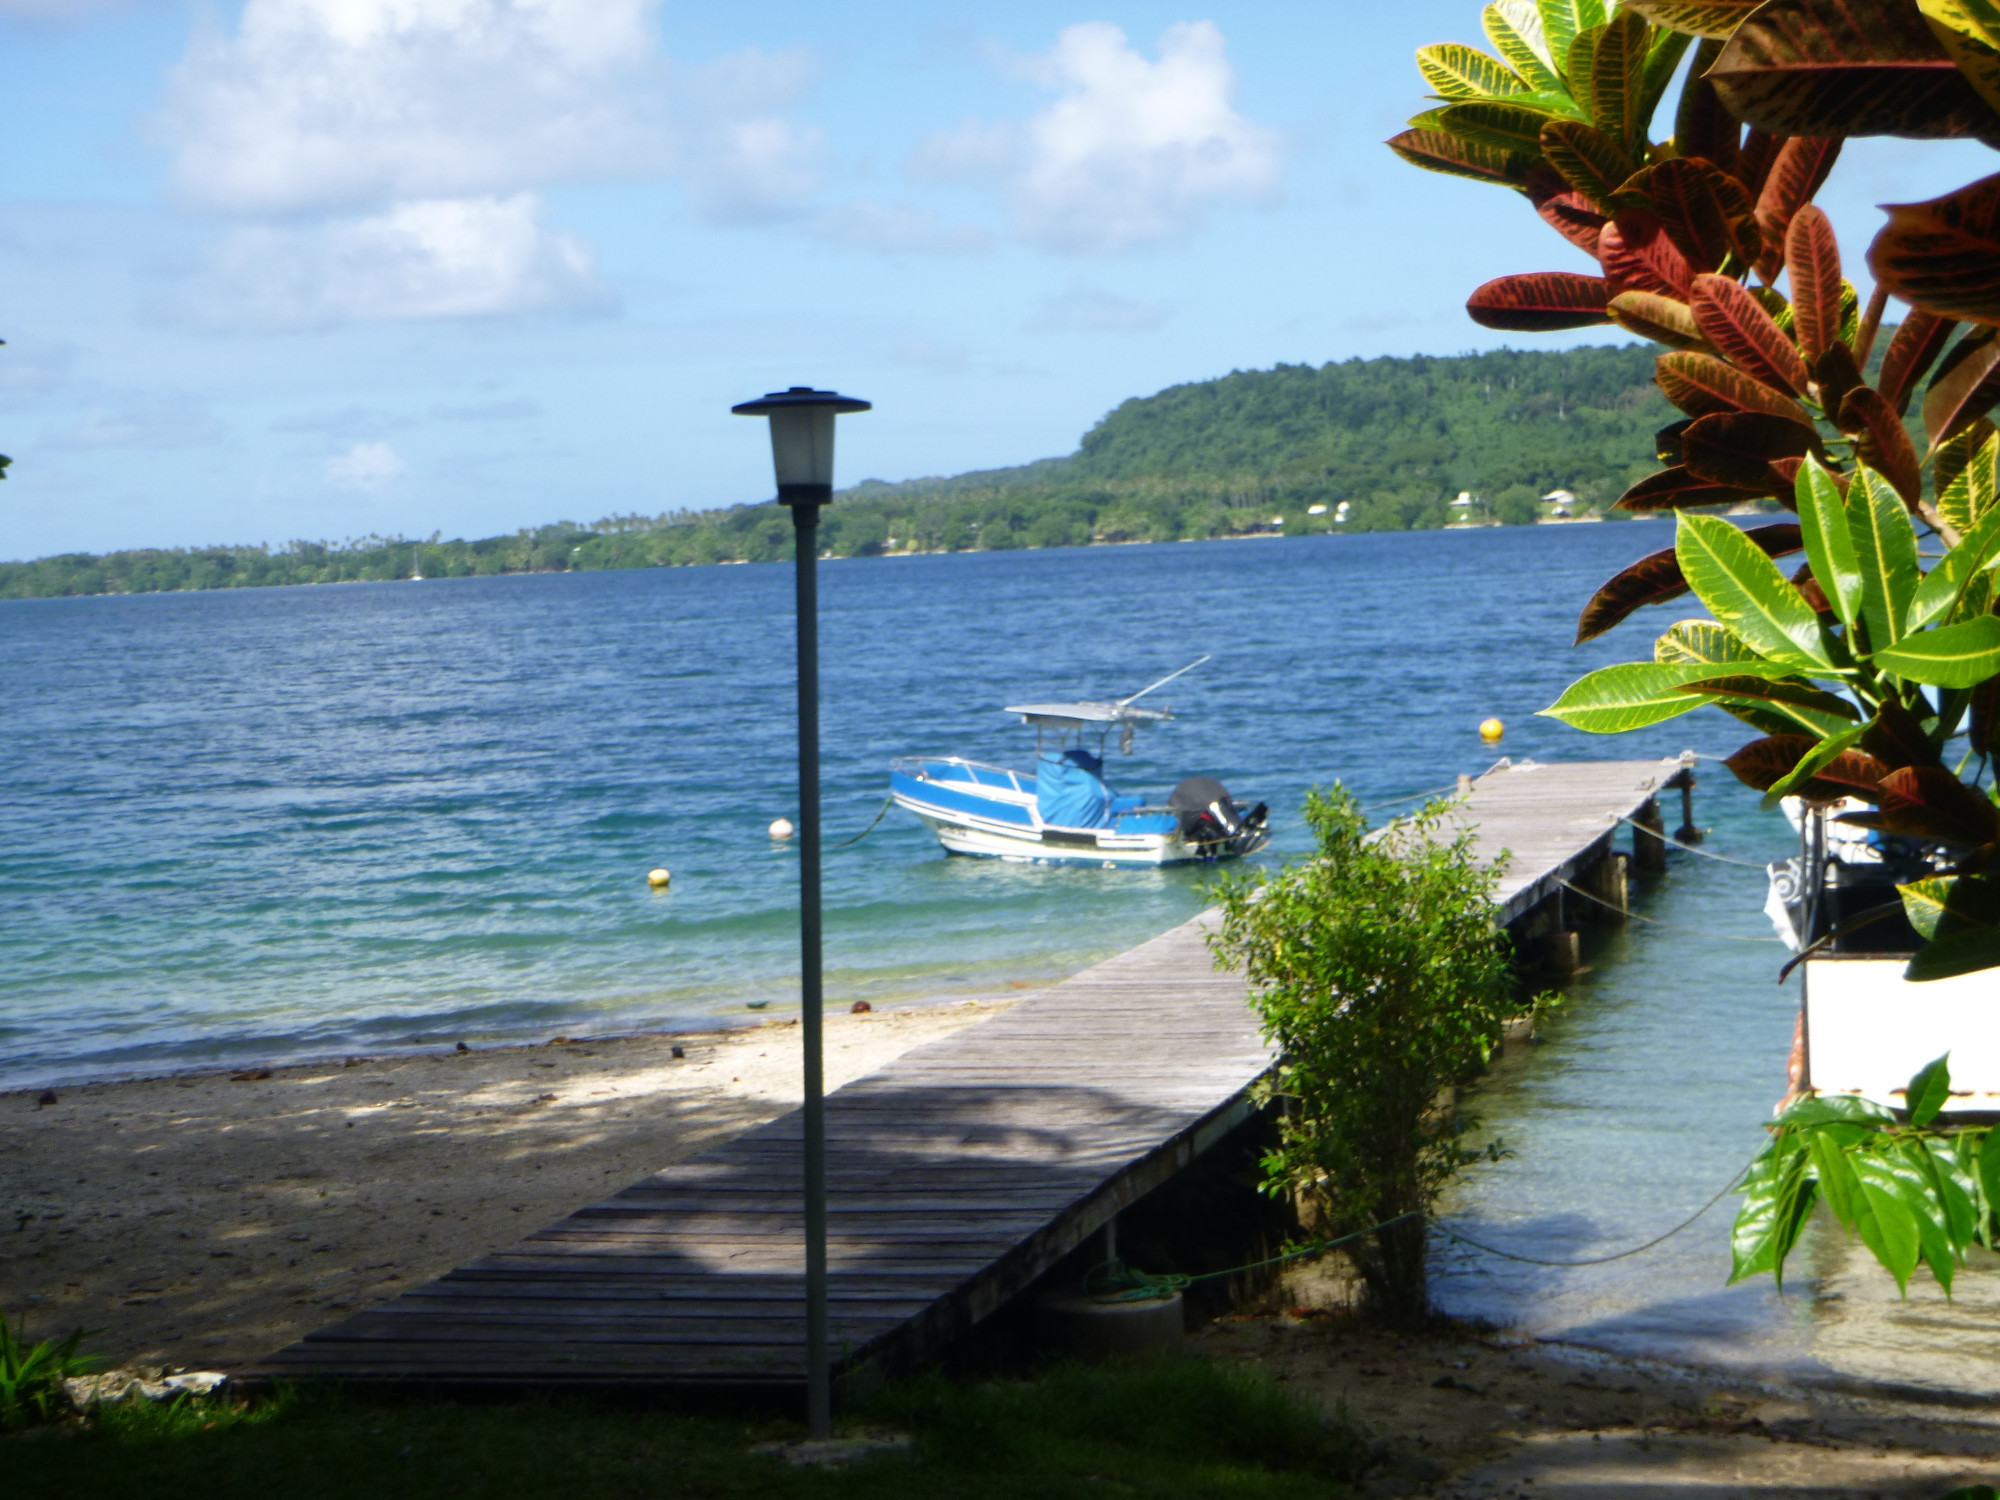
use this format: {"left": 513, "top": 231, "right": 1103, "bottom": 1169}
{"left": 13, "top": 523, "right": 1970, "bottom": 1384}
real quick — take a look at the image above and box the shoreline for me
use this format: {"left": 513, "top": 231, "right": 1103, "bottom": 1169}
{"left": 1, "top": 997, "right": 1020, "bottom": 1373}
{"left": 2, "top": 981, "right": 1049, "bottom": 1097}
{"left": 0, "top": 516, "right": 1700, "bottom": 604}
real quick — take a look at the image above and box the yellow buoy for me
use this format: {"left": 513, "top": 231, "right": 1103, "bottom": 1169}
{"left": 769, "top": 818, "right": 795, "bottom": 840}
{"left": 1479, "top": 717, "right": 1505, "bottom": 742}
{"left": 647, "top": 868, "right": 671, "bottom": 888}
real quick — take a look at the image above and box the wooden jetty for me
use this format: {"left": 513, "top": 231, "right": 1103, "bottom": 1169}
{"left": 243, "top": 756, "right": 1695, "bottom": 1392}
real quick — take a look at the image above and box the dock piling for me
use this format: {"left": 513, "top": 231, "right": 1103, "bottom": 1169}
{"left": 1632, "top": 798, "right": 1668, "bottom": 872}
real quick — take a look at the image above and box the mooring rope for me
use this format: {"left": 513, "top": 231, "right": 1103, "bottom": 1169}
{"left": 826, "top": 793, "right": 896, "bottom": 851}
{"left": 1431, "top": 1163, "right": 1750, "bottom": 1267}
{"left": 1557, "top": 878, "right": 1783, "bottom": 943}
{"left": 1611, "top": 814, "right": 1770, "bottom": 869}
{"left": 1090, "top": 1159, "right": 1755, "bottom": 1299}
{"left": 1084, "top": 1212, "right": 1427, "bottom": 1303}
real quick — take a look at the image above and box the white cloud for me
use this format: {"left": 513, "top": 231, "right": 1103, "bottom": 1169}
{"left": 160, "top": 0, "right": 664, "bottom": 215}
{"left": 153, "top": 0, "right": 825, "bottom": 322}
{"left": 327, "top": 440, "right": 405, "bottom": 489}
{"left": 189, "top": 194, "right": 606, "bottom": 327}
{"left": 1024, "top": 281, "right": 1170, "bottom": 334}
{"left": 913, "top": 22, "right": 1279, "bottom": 254}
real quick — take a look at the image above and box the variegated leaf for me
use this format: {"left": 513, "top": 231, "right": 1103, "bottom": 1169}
{"left": 1418, "top": 41, "right": 1531, "bottom": 98}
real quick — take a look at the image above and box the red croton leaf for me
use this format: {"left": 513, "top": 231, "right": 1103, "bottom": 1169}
{"left": 1853, "top": 765, "right": 2000, "bottom": 848}
{"left": 1711, "top": 0, "right": 2000, "bottom": 142}
{"left": 1724, "top": 735, "right": 1814, "bottom": 792}
{"left": 1871, "top": 171, "right": 2000, "bottom": 325}
{"left": 1734, "top": 128, "right": 1784, "bottom": 201}
{"left": 1792, "top": 561, "right": 1833, "bottom": 615}
{"left": 1724, "top": 736, "right": 1894, "bottom": 800}
{"left": 1599, "top": 210, "right": 1695, "bottom": 297}
{"left": 1622, "top": 158, "right": 1762, "bottom": 274}
{"left": 1673, "top": 39, "right": 1741, "bottom": 170}
{"left": 1528, "top": 167, "right": 1609, "bottom": 256}
{"left": 1784, "top": 205, "right": 1844, "bottom": 364}
{"left": 1689, "top": 273, "right": 1811, "bottom": 394}
{"left": 1922, "top": 327, "right": 2000, "bottom": 446}
{"left": 1656, "top": 350, "right": 1816, "bottom": 425}
{"left": 1681, "top": 411, "right": 1820, "bottom": 493}
{"left": 1574, "top": 522, "right": 1803, "bottom": 642}
{"left": 1837, "top": 386, "right": 1925, "bottom": 506}
{"left": 1811, "top": 342, "right": 1865, "bottom": 428}
{"left": 1876, "top": 309, "right": 1959, "bottom": 416}
{"left": 1863, "top": 696, "right": 1943, "bottom": 770}
{"left": 1756, "top": 137, "right": 1842, "bottom": 279}
{"left": 1614, "top": 466, "right": 1765, "bottom": 512}
{"left": 1466, "top": 273, "right": 1613, "bottom": 331}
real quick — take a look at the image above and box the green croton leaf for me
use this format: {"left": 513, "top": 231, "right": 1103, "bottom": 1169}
{"left": 1418, "top": 41, "right": 1531, "bottom": 98}
{"left": 1541, "top": 660, "right": 1794, "bottom": 731}
{"left": 1907, "top": 499, "right": 2000, "bottom": 632}
{"left": 1538, "top": 0, "right": 1609, "bottom": 74}
{"left": 1846, "top": 467, "right": 1922, "bottom": 654}
{"left": 1654, "top": 619, "right": 1761, "bottom": 664}
{"left": 1796, "top": 458, "right": 1864, "bottom": 630}
{"left": 1938, "top": 429, "right": 1999, "bottom": 536}
{"left": 1623, "top": 0, "right": 1764, "bottom": 38}
{"left": 1870, "top": 613, "right": 2000, "bottom": 686}
{"left": 1676, "top": 512, "right": 1832, "bottom": 669}
{"left": 1902, "top": 873, "right": 2000, "bottom": 980}
{"left": 1485, "top": 0, "right": 1566, "bottom": 92}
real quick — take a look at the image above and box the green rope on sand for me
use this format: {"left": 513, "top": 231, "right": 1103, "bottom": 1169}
{"left": 1080, "top": 1211, "right": 1426, "bottom": 1304}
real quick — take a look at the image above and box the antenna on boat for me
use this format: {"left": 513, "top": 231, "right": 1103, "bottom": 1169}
{"left": 1119, "top": 655, "right": 1211, "bottom": 708}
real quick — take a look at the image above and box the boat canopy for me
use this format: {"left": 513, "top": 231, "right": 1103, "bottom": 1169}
{"left": 1005, "top": 702, "right": 1173, "bottom": 730}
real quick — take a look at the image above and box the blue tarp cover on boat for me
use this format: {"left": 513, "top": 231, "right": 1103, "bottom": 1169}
{"left": 1036, "top": 749, "right": 1112, "bottom": 828}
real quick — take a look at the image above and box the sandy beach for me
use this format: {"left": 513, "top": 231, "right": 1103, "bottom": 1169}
{"left": 1, "top": 998, "right": 1017, "bottom": 1373}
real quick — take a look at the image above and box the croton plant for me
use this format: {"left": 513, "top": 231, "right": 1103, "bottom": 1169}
{"left": 1392, "top": 0, "right": 2000, "bottom": 981}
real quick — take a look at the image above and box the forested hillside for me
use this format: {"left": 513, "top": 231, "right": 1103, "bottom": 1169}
{"left": 2, "top": 344, "right": 1674, "bottom": 599}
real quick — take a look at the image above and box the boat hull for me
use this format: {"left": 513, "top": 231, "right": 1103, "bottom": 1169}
{"left": 890, "top": 759, "right": 1268, "bottom": 867}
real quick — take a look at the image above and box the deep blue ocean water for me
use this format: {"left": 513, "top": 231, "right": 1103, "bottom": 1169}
{"left": 11, "top": 522, "right": 1976, "bottom": 1386}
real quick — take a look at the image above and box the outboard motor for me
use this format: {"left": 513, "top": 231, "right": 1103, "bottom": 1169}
{"left": 1168, "top": 776, "right": 1267, "bottom": 851}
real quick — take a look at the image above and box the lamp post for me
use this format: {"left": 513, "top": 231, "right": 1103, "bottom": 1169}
{"left": 731, "top": 385, "right": 870, "bottom": 1440}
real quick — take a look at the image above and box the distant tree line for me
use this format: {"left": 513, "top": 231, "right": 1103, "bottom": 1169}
{"left": 0, "top": 344, "right": 1675, "bottom": 600}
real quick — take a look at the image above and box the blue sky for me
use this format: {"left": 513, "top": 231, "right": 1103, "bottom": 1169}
{"left": 4, "top": 0, "right": 1996, "bottom": 560}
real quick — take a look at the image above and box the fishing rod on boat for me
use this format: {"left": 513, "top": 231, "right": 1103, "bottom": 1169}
{"left": 1117, "top": 654, "right": 1211, "bottom": 709}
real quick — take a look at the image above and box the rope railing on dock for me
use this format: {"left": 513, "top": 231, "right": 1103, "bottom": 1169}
{"left": 1612, "top": 813, "right": 1770, "bottom": 869}
{"left": 1557, "top": 878, "right": 1783, "bottom": 943}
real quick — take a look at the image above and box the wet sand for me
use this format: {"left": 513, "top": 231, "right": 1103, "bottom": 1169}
{"left": 1, "top": 999, "right": 1015, "bottom": 1372}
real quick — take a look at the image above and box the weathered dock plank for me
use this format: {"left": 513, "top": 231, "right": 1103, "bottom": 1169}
{"left": 1456, "top": 755, "right": 1694, "bottom": 925}
{"left": 243, "top": 757, "right": 1690, "bottom": 1391}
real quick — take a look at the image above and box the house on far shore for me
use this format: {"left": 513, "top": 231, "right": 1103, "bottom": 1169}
{"left": 1542, "top": 488, "right": 1576, "bottom": 518}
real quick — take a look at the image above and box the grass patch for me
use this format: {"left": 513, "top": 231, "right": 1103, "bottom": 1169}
{"left": 2, "top": 1357, "right": 1367, "bottom": 1498}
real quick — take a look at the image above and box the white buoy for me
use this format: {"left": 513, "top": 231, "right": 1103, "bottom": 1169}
{"left": 769, "top": 818, "right": 795, "bottom": 840}
{"left": 647, "top": 867, "right": 671, "bottom": 888}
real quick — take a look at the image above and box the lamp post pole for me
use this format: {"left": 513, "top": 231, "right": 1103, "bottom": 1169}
{"left": 731, "top": 386, "right": 870, "bottom": 1441}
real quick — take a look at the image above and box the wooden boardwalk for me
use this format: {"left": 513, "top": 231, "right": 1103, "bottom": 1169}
{"left": 244, "top": 757, "right": 1691, "bottom": 1391}
{"left": 245, "top": 916, "right": 1272, "bottom": 1390}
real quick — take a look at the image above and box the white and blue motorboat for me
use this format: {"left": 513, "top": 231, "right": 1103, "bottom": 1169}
{"left": 889, "top": 660, "right": 1270, "bottom": 867}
